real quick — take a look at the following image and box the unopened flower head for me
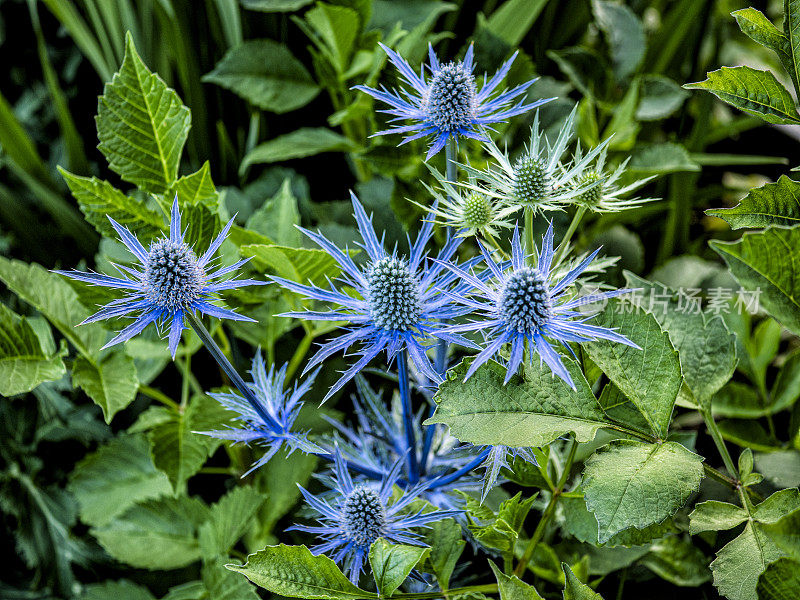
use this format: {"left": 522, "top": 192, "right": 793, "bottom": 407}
{"left": 56, "top": 197, "right": 263, "bottom": 357}
{"left": 355, "top": 43, "right": 552, "bottom": 158}
{"left": 571, "top": 145, "right": 657, "bottom": 213}
{"left": 198, "top": 353, "right": 323, "bottom": 474}
{"left": 437, "top": 224, "right": 638, "bottom": 388}
{"left": 459, "top": 108, "right": 609, "bottom": 214}
{"left": 272, "top": 192, "right": 476, "bottom": 401}
{"left": 290, "top": 450, "right": 460, "bottom": 583}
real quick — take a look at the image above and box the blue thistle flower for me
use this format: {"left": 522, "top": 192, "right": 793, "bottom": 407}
{"left": 290, "top": 450, "right": 460, "bottom": 583}
{"left": 355, "top": 43, "right": 551, "bottom": 158}
{"left": 478, "top": 445, "right": 536, "bottom": 502}
{"left": 197, "top": 352, "right": 323, "bottom": 474}
{"left": 272, "top": 192, "right": 474, "bottom": 401}
{"left": 56, "top": 198, "right": 263, "bottom": 357}
{"left": 438, "top": 224, "right": 638, "bottom": 388}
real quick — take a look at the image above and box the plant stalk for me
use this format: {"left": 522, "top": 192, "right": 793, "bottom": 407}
{"left": 398, "top": 350, "right": 420, "bottom": 483}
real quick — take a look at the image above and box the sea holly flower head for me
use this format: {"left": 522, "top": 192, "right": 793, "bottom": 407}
{"left": 461, "top": 108, "right": 609, "bottom": 213}
{"left": 355, "top": 43, "right": 551, "bottom": 158}
{"left": 198, "top": 352, "right": 323, "bottom": 474}
{"left": 273, "top": 192, "right": 475, "bottom": 401}
{"left": 570, "top": 145, "right": 658, "bottom": 213}
{"left": 289, "top": 450, "right": 460, "bottom": 583}
{"left": 478, "top": 445, "right": 537, "bottom": 502}
{"left": 56, "top": 197, "right": 263, "bottom": 357}
{"left": 437, "top": 224, "right": 638, "bottom": 389}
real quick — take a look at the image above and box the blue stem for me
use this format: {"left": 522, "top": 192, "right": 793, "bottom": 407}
{"left": 428, "top": 448, "right": 491, "bottom": 489}
{"left": 315, "top": 452, "right": 386, "bottom": 481}
{"left": 398, "top": 350, "right": 420, "bottom": 483}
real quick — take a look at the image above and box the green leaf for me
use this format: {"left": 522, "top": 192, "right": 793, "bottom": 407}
{"left": 182, "top": 203, "right": 222, "bottom": 253}
{"left": 689, "top": 501, "right": 748, "bottom": 535}
{"left": 199, "top": 486, "right": 265, "bottom": 559}
{"left": 562, "top": 564, "right": 603, "bottom": 600}
{"left": 60, "top": 169, "right": 165, "bottom": 240}
{"left": 592, "top": 0, "right": 645, "bottom": 79}
{"left": 96, "top": 33, "right": 191, "bottom": 193}
{"left": 68, "top": 434, "right": 171, "bottom": 528}
{"left": 640, "top": 535, "right": 711, "bottom": 587}
{"left": 226, "top": 544, "right": 377, "bottom": 599}
{"left": 92, "top": 495, "right": 210, "bottom": 570}
{"left": 462, "top": 492, "right": 536, "bottom": 554}
{"left": 484, "top": 0, "right": 548, "bottom": 47}
{"left": 0, "top": 303, "right": 65, "bottom": 396}
{"left": 201, "top": 561, "right": 260, "bottom": 600}
{"left": 761, "top": 509, "right": 800, "bottom": 559}
{"left": 369, "top": 539, "right": 429, "bottom": 596}
{"left": 303, "top": 3, "right": 360, "bottom": 73}
{"left": 240, "top": 244, "right": 342, "bottom": 287}
{"left": 204, "top": 39, "right": 319, "bottom": 113}
{"left": 82, "top": 580, "right": 156, "bottom": 600}
{"left": 636, "top": 76, "right": 689, "bottom": 121}
{"left": 785, "top": 0, "right": 800, "bottom": 96}
{"left": 708, "top": 175, "right": 800, "bottom": 229}
{"left": 582, "top": 440, "right": 704, "bottom": 543}
{"left": 241, "top": 128, "right": 361, "bottom": 171}
{"left": 427, "top": 358, "right": 613, "bottom": 448}
{"left": 584, "top": 300, "right": 682, "bottom": 438}
{"left": 489, "top": 561, "right": 544, "bottom": 600}
{"left": 732, "top": 8, "right": 796, "bottom": 93}
{"left": 170, "top": 161, "right": 220, "bottom": 211}
{"left": 629, "top": 142, "right": 700, "bottom": 174}
{"left": 712, "top": 382, "right": 777, "bottom": 418}
{"left": 148, "top": 394, "right": 232, "bottom": 493}
{"left": 684, "top": 66, "right": 800, "bottom": 125}
{"left": 712, "top": 521, "right": 783, "bottom": 600}
{"left": 241, "top": 0, "right": 313, "bottom": 11}
{"left": 424, "top": 518, "right": 464, "bottom": 591}
{"left": 246, "top": 179, "right": 301, "bottom": 247}
{"left": 711, "top": 226, "right": 800, "bottom": 336}
{"left": 71, "top": 351, "right": 139, "bottom": 423}
{"left": 757, "top": 558, "right": 800, "bottom": 600}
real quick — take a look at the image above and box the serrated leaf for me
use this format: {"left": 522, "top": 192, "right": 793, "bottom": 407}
{"left": 689, "top": 501, "right": 748, "bottom": 535}
{"left": 170, "top": 161, "right": 220, "bottom": 211}
{"left": 427, "top": 358, "right": 614, "bottom": 448}
{"left": 246, "top": 179, "right": 301, "bottom": 247}
{"left": 733, "top": 8, "right": 796, "bottom": 93}
{"left": 72, "top": 351, "right": 139, "bottom": 423}
{"left": 711, "top": 225, "right": 800, "bottom": 336}
{"left": 304, "top": 3, "right": 360, "bottom": 72}
{"left": 241, "top": 128, "right": 360, "bottom": 171}
{"left": 68, "top": 434, "right": 171, "bottom": 527}
{"left": 629, "top": 142, "right": 700, "bottom": 174}
{"left": 182, "top": 203, "right": 222, "bottom": 255}
{"left": 640, "top": 535, "right": 711, "bottom": 587}
{"left": 424, "top": 518, "right": 464, "bottom": 591}
{"left": 148, "top": 394, "right": 232, "bottom": 493}
{"left": 685, "top": 66, "right": 800, "bottom": 125}
{"left": 562, "top": 564, "right": 603, "bottom": 600}
{"left": 757, "top": 558, "right": 800, "bottom": 600}
{"left": 203, "top": 39, "right": 319, "bottom": 113}
{"left": 96, "top": 33, "right": 191, "bottom": 193}
{"left": 0, "top": 303, "right": 65, "bottom": 395}
{"left": 708, "top": 175, "right": 800, "bottom": 229}
{"left": 60, "top": 169, "right": 165, "bottom": 240}
{"left": 202, "top": 560, "right": 260, "bottom": 600}
{"left": 489, "top": 561, "right": 544, "bottom": 600}
{"left": 226, "top": 545, "right": 377, "bottom": 599}
{"left": 584, "top": 301, "right": 682, "bottom": 439}
{"left": 240, "top": 244, "right": 342, "bottom": 286}
{"left": 92, "top": 495, "right": 210, "bottom": 570}
{"left": 582, "top": 440, "right": 704, "bottom": 543}
{"left": 785, "top": 0, "right": 800, "bottom": 96}
{"left": 199, "top": 486, "right": 265, "bottom": 559}
{"left": 369, "top": 539, "right": 429, "bottom": 596}
{"left": 712, "top": 521, "right": 783, "bottom": 600}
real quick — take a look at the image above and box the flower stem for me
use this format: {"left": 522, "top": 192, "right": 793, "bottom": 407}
{"left": 428, "top": 447, "right": 490, "bottom": 489}
{"left": 552, "top": 206, "right": 586, "bottom": 267}
{"left": 513, "top": 437, "right": 577, "bottom": 577}
{"left": 390, "top": 584, "right": 498, "bottom": 599}
{"left": 524, "top": 206, "right": 535, "bottom": 266}
{"left": 139, "top": 385, "right": 179, "bottom": 410}
{"left": 186, "top": 312, "right": 280, "bottom": 431}
{"left": 398, "top": 350, "right": 420, "bottom": 484}
{"left": 700, "top": 406, "right": 738, "bottom": 479}
{"left": 285, "top": 329, "right": 314, "bottom": 382}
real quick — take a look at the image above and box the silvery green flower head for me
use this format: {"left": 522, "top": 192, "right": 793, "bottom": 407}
{"left": 55, "top": 197, "right": 264, "bottom": 357}
{"left": 272, "top": 192, "right": 476, "bottom": 402}
{"left": 354, "top": 43, "right": 552, "bottom": 159}
{"left": 289, "top": 449, "right": 460, "bottom": 584}
{"left": 436, "top": 224, "right": 639, "bottom": 389}
{"left": 197, "top": 352, "right": 323, "bottom": 475}
{"left": 460, "top": 107, "right": 610, "bottom": 214}
{"left": 570, "top": 145, "right": 658, "bottom": 213}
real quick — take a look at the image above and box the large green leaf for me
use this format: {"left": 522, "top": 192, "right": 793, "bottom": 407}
{"left": 733, "top": 8, "right": 796, "bottom": 93}
{"left": 67, "top": 434, "right": 171, "bottom": 527}
{"left": 226, "top": 545, "right": 377, "bottom": 599}
{"left": 302, "top": 3, "right": 360, "bottom": 73}
{"left": 689, "top": 500, "right": 748, "bottom": 534}
{"left": 562, "top": 564, "right": 604, "bottom": 600}
{"left": 246, "top": 179, "right": 301, "bottom": 247}
{"left": 426, "top": 358, "right": 615, "bottom": 448}
{"left": 484, "top": 0, "right": 548, "bottom": 47}
{"left": 92, "top": 496, "right": 210, "bottom": 570}
{"left": 241, "top": 128, "right": 361, "bottom": 172}
{"left": 71, "top": 351, "right": 139, "bottom": 423}
{"left": 708, "top": 175, "right": 800, "bottom": 229}
{"left": 82, "top": 580, "right": 156, "bottom": 600}
{"left": 592, "top": 0, "right": 645, "bottom": 79}
{"left": 369, "top": 539, "right": 429, "bottom": 596}
{"left": 0, "top": 303, "right": 65, "bottom": 396}
{"left": 584, "top": 301, "right": 682, "bottom": 439}
{"left": 169, "top": 161, "right": 220, "bottom": 211}
{"left": 785, "top": 0, "right": 800, "bottom": 96}
{"left": 199, "top": 485, "right": 265, "bottom": 558}
{"left": 240, "top": 244, "right": 342, "bottom": 286}
{"left": 582, "top": 440, "right": 704, "bottom": 543}
{"left": 489, "top": 561, "right": 544, "bottom": 600}
{"left": 712, "top": 522, "right": 783, "bottom": 600}
{"left": 60, "top": 169, "right": 165, "bottom": 240}
{"left": 757, "top": 558, "right": 800, "bottom": 600}
{"left": 711, "top": 226, "right": 800, "bottom": 336}
{"left": 203, "top": 39, "right": 319, "bottom": 113}
{"left": 640, "top": 535, "right": 711, "bottom": 587}
{"left": 424, "top": 518, "right": 464, "bottom": 591}
{"left": 96, "top": 32, "right": 191, "bottom": 193}
{"left": 685, "top": 66, "right": 800, "bottom": 125}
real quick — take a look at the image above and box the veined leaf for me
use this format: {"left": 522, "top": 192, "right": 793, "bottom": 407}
{"left": 489, "top": 561, "right": 544, "bottom": 600}
{"left": 562, "top": 564, "right": 604, "bottom": 600}
{"left": 203, "top": 39, "right": 320, "bottom": 113}
{"left": 199, "top": 485, "right": 265, "bottom": 558}
{"left": 226, "top": 544, "right": 377, "bottom": 599}
{"left": 707, "top": 175, "right": 800, "bottom": 229}
{"left": 169, "top": 161, "right": 220, "bottom": 211}
{"left": 786, "top": 0, "right": 800, "bottom": 96}
{"left": 0, "top": 303, "right": 66, "bottom": 396}
{"left": 303, "top": 3, "right": 360, "bottom": 73}
{"left": 711, "top": 521, "right": 783, "bottom": 600}
{"left": 757, "top": 558, "right": 800, "bottom": 600}
{"left": 246, "top": 179, "right": 301, "bottom": 247}
{"left": 582, "top": 440, "right": 704, "bottom": 543}
{"left": 732, "top": 8, "right": 796, "bottom": 93}
{"left": 241, "top": 128, "right": 361, "bottom": 172}
{"left": 240, "top": 244, "right": 342, "bottom": 286}
{"left": 82, "top": 580, "right": 156, "bottom": 600}
{"left": 689, "top": 501, "right": 749, "bottom": 534}
{"left": 684, "top": 66, "right": 800, "bottom": 125}
{"left": 96, "top": 32, "right": 191, "bottom": 193}
{"left": 711, "top": 225, "right": 800, "bottom": 336}
{"left": 369, "top": 539, "right": 429, "bottom": 596}
{"left": 592, "top": 0, "right": 645, "bottom": 80}
{"left": 424, "top": 519, "right": 464, "bottom": 591}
